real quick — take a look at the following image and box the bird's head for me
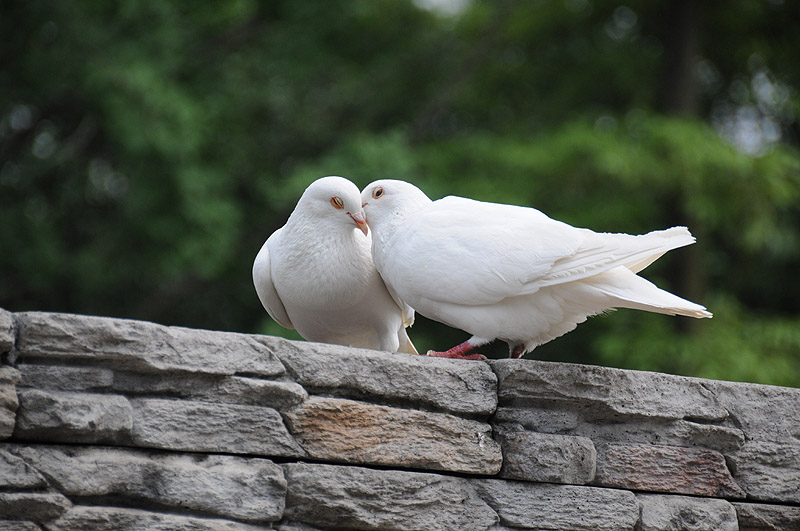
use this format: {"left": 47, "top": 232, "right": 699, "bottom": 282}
{"left": 361, "top": 179, "right": 432, "bottom": 237}
{"left": 298, "top": 176, "right": 368, "bottom": 236}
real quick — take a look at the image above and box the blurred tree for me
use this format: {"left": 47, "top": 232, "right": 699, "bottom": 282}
{"left": 2, "top": 0, "right": 799, "bottom": 386}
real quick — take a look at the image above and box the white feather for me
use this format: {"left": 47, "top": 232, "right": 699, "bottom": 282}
{"left": 253, "top": 176, "right": 417, "bottom": 354}
{"left": 361, "top": 179, "right": 711, "bottom": 357}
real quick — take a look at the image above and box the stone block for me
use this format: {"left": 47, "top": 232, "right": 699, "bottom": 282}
{"left": 285, "top": 396, "right": 501, "bottom": 475}
{"left": 493, "top": 404, "right": 746, "bottom": 453}
{"left": 713, "top": 381, "right": 800, "bottom": 504}
{"left": 637, "top": 494, "right": 738, "bottom": 531}
{"left": 728, "top": 441, "right": 800, "bottom": 504}
{"left": 114, "top": 372, "right": 308, "bottom": 409}
{"left": 491, "top": 359, "right": 728, "bottom": 421}
{"left": 0, "top": 308, "right": 13, "bottom": 353}
{"left": 18, "top": 363, "right": 308, "bottom": 410}
{"left": 473, "top": 479, "right": 639, "bottom": 531}
{"left": 498, "top": 431, "right": 596, "bottom": 484}
{"left": 18, "top": 364, "right": 114, "bottom": 392}
{"left": 0, "top": 521, "right": 42, "bottom": 531}
{"left": 0, "top": 491, "right": 72, "bottom": 522}
{"left": 283, "top": 462, "right": 499, "bottom": 530}
{"left": 14, "top": 311, "right": 285, "bottom": 377}
{"left": 130, "top": 398, "right": 305, "bottom": 457}
{"left": 7, "top": 444, "right": 286, "bottom": 523}
{"left": 594, "top": 443, "right": 745, "bottom": 498}
{"left": 48, "top": 506, "right": 272, "bottom": 531}
{"left": 278, "top": 340, "right": 497, "bottom": 415}
{"left": 0, "top": 365, "right": 20, "bottom": 440}
{"left": 733, "top": 501, "right": 800, "bottom": 531}
{"left": 13, "top": 389, "right": 132, "bottom": 443}
{"left": 0, "top": 449, "right": 47, "bottom": 489}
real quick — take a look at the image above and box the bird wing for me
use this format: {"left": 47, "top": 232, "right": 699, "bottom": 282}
{"left": 252, "top": 229, "right": 294, "bottom": 329}
{"left": 383, "top": 196, "right": 694, "bottom": 307}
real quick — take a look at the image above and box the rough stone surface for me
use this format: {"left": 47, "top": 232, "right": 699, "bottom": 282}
{"left": 637, "top": 494, "right": 738, "bottom": 531}
{"left": 3, "top": 308, "right": 800, "bottom": 530}
{"left": 284, "top": 462, "right": 499, "bottom": 530}
{"left": 491, "top": 359, "right": 728, "bottom": 421}
{"left": 18, "top": 363, "right": 115, "bottom": 392}
{"left": 285, "top": 396, "right": 501, "bottom": 475}
{"left": 49, "top": 506, "right": 272, "bottom": 531}
{"left": 130, "top": 398, "right": 305, "bottom": 457}
{"left": 595, "top": 443, "right": 745, "bottom": 498}
{"left": 14, "top": 311, "right": 285, "bottom": 377}
{"left": 0, "top": 490, "right": 72, "bottom": 522}
{"left": 0, "top": 308, "right": 13, "bottom": 353}
{"left": 14, "top": 388, "right": 132, "bottom": 443}
{"left": 115, "top": 371, "right": 308, "bottom": 409}
{"left": 278, "top": 340, "right": 497, "bottom": 415}
{"left": 0, "top": 521, "right": 42, "bottom": 531}
{"left": 713, "top": 381, "right": 800, "bottom": 504}
{"left": 17, "top": 363, "right": 308, "bottom": 410}
{"left": 473, "top": 479, "right": 639, "bottom": 531}
{"left": 733, "top": 502, "right": 800, "bottom": 531}
{"left": 498, "top": 430, "right": 596, "bottom": 484}
{"left": 0, "top": 448, "right": 47, "bottom": 489}
{"left": 0, "top": 365, "right": 20, "bottom": 439}
{"left": 6, "top": 444, "right": 286, "bottom": 523}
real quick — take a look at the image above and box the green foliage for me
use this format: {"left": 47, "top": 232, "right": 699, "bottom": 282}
{"left": 2, "top": 0, "right": 799, "bottom": 386}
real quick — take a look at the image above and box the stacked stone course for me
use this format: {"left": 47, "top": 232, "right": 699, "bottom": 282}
{"left": 0, "top": 308, "right": 798, "bottom": 530}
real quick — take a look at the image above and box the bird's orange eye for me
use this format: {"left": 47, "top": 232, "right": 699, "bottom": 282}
{"left": 330, "top": 196, "right": 344, "bottom": 209}
{"left": 372, "top": 187, "right": 384, "bottom": 199}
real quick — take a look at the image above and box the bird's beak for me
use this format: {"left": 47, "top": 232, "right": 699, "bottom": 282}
{"left": 349, "top": 211, "right": 369, "bottom": 236}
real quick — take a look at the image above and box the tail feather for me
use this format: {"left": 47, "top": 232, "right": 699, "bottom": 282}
{"left": 623, "top": 226, "right": 696, "bottom": 274}
{"left": 590, "top": 266, "right": 712, "bottom": 319}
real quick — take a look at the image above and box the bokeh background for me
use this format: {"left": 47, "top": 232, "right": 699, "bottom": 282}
{"left": 2, "top": 1, "right": 799, "bottom": 386}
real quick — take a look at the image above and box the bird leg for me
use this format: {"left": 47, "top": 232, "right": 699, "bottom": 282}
{"left": 510, "top": 343, "right": 526, "bottom": 359}
{"left": 426, "top": 341, "right": 486, "bottom": 360}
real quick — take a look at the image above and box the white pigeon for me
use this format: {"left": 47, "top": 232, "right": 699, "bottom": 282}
{"left": 253, "top": 176, "right": 417, "bottom": 354}
{"left": 361, "top": 179, "right": 711, "bottom": 360}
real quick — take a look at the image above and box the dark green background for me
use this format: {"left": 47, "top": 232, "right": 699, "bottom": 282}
{"left": 3, "top": 1, "right": 799, "bottom": 386}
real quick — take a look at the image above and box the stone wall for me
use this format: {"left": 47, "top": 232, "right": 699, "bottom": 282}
{"left": 1, "top": 307, "right": 798, "bottom": 530}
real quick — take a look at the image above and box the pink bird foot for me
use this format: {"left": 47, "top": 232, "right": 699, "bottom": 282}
{"left": 425, "top": 340, "right": 486, "bottom": 360}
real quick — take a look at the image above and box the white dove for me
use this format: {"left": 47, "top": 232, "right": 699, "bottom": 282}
{"left": 361, "top": 179, "right": 711, "bottom": 360}
{"left": 253, "top": 176, "right": 417, "bottom": 354}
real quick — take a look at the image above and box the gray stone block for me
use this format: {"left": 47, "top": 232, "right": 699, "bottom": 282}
{"left": 637, "top": 494, "right": 738, "bottom": 531}
{"left": 130, "top": 397, "right": 305, "bottom": 457}
{"left": 491, "top": 359, "right": 729, "bottom": 421}
{"left": 7, "top": 444, "right": 286, "bottom": 523}
{"left": 278, "top": 340, "right": 497, "bottom": 415}
{"left": 473, "top": 479, "right": 639, "bottom": 531}
{"left": 14, "top": 389, "right": 132, "bottom": 443}
{"left": 18, "top": 363, "right": 308, "bottom": 410}
{"left": 284, "top": 462, "right": 499, "bottom": 530}
{"left": 285, "top": 396, "right": 502, "bottom": 475}
{"left": 48, "top": 506, "right": 272, "bottom": 530}
{"left": 0, "top": 521, "right": 42, "bottom": 531}
{"left": 728, "top": 440, "right": 800, "bottom": 505}
{"left": 713, "top": 381, "right": 800, "bottom": 504}
{"left": 0, "top": 365, "right": 20, "bottom": 440}
{"left": 594, "top": 443, "right": 745, "bottom": 498}
{"left": 733, "top": 501, "right": 800, "bottom": 531}
{"left": 14, "top": 311, "right": 285, "bottom": 377}
{"left": 0, "top": 308, "right": 13, "bottom": 353}
{"left": 18, "top": 364, "right": 114, "bottom": 392}
{"left": 0, "top": 491, "right": 72, "bottom": 522}
{"left": 114, "top": 372, "right": 308, "bottom": 409}
{"left": 498, "top": 430, "right": 596, "bottom": 484}
{"left": 493, "top": 404, "right": 746, "bottom": 453}
{"left": 0, "top": 449, "right": 47, "bottom": 489}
